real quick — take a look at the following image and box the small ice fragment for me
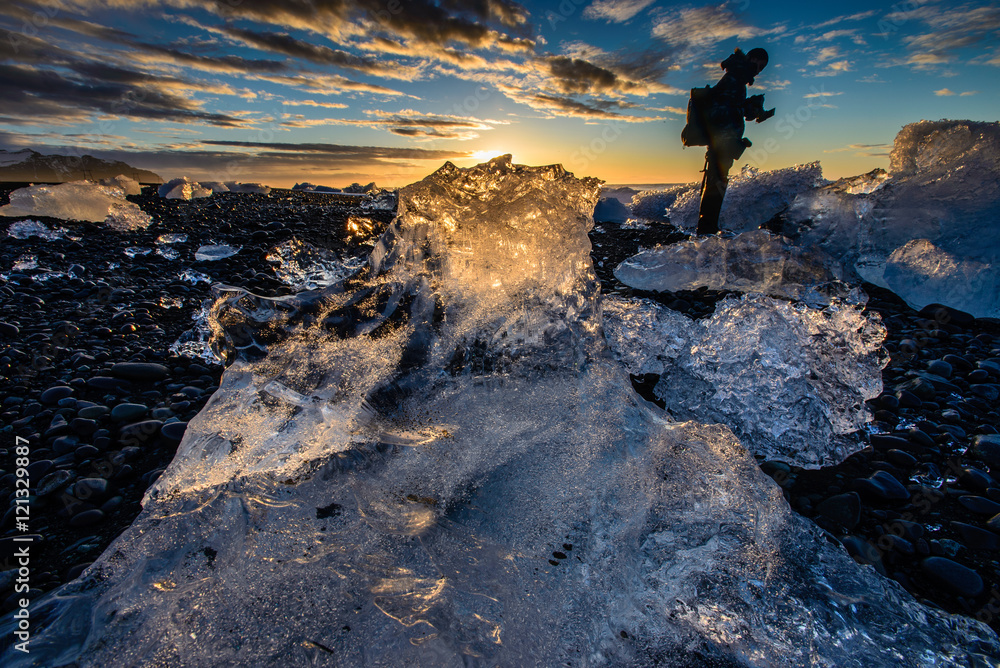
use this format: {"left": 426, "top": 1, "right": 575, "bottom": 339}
{"left": 620, "top": 218, "right": 649, "bottom": 230}
{"left": 157, "top": 233, "right": 188, "bottom": 244}
{"left": 159, "top": 296, "right": 184, "bottom": 308}
{"left": 6, "top": 220, "right": 65, "bottom": 240}
{"left": 157, "top": 247, "right": 181, "bottom": 260}
{"left": 266, "top": 239, "right": 364, "bottom": 290}
{"left": 195, "top": 245, "right": 240, "bottom": 261}
{"left": 124, "top": 247, "right": 152, "bottom": 258}
{"left": 179, "top": 269, "right": 212, "bottom": 284}
{"left": 12, "top": 255, "right": 38, "bottom": 270}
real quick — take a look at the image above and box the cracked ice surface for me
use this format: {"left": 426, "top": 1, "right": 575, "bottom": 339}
{"left": 7, "top": 156, "right": 998, "bottom": 667}
{"left": 603, "top": 293, "right": 887, "bottom": 468}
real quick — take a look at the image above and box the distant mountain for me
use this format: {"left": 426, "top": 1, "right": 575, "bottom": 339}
{"left": 0, "top": 149, "right": 162, "bottom": 184}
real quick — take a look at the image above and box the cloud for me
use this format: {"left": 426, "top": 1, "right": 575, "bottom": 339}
{"left": 651, "top": 5, "right": 770, "bottom": 51}
{"left": 201, "top": 0, "right": 535, "bottom": 51}
{"left": 497, "top": 85, "right": 663, "bottom": 122}
{"left": 960, "top": 90, "right": 978, "bottom": 96}
{"left": 888, "top": 3, "right": 1000, "bottom": 69}
{"left": 278, "top": 109, "right": 505, "bottom": 140}
{"left": 544, "top": 56, "right": 646, "bottom": 95}
{"left": 934, "top": 88, "right": 955, "bottom": 96}
{"left": 823, "top": 142, "right": 891, "bottom": 156}
{"left": 281, "top": 100, "right": 350, "bottom": 109}
{"left": 0, "top": 61, "right": 250, "bottom": 127}
{"left": 216, "top": 26, "right": 423, "bottom": 80}
{"left": 584, "top": 0, "right": 657, "bottom": 23}
{"left": 197, "top": 138, "right": 471, "bottom": 162}
{"left": 254, "top": 73, "right": 411, "bottom": 97}
{"left": 807, "top": 46, "right": 842, "bottom": 65}
{"left": 812, "top": 10, "right": 878, "bottom": 30}
{"left": 803, "top": 90, "right": 843, "bottom": 99}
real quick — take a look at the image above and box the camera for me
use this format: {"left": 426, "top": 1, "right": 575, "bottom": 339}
{"left": 745, "top": 94, "right": 775, "bottom": 123}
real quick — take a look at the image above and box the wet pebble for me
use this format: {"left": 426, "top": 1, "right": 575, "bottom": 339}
{"left": 853, "top": 471, "right": 910, "bottom": 501}
{"left": 69, "top": 509, "right": 106, "bottom": 529}
{"left": 111, "top": 403, "right": 148, "bottom": 423}
{"left": 950, "top": 522, "right": 1000, "bottom": 551}
{"left": 970, "top": 434, "right": 1000, "bottom": 468}
{"left": 957, "top": 496, "right": 1000, "bottom": 516}
{"left": 110, "top": 362, "right": 169, "bottom": 381}
{"left": 160, "top": 421, "right": 187, "bottom": 443}
{"left": 815, "top": 492, "right": 861, "bottom": 531}
{"left": 921, "top": 556, "right": 984, "bottom": 598}
{"left": 39, "top": 386, "right": 74, "bottom": 405}
{"left": 36, "top": 470, "right": 73, "bottom": 497}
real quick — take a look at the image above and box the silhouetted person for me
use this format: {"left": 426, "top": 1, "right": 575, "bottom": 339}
{"left": 682, "top": 48, "right": 775, "bottom": 235}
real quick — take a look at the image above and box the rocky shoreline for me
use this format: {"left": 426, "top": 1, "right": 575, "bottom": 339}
{"left": 1, "top": 184, "right": 999, "bottom": 644}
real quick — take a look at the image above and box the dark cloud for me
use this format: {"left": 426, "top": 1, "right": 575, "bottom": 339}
{"left": 198, "top": 139, "right": 471, "bottom": 161}
{"left": 218, "top": 26, "right": 418, "bottom": 79}
{"left": 279, "top": 109, "right": 501, "bottom": 139}
{"left": 206, "top": 0, "right": 534, "bottom": 50}
{"left": 0, "top": 62, "right": 249, "bottom": 126}
{"left": 546, "top": 56, "right": 628, "bottom": 95}
{"left": 129, "top": 41, "right": 289, "bottom": 74}
{"left": 498, "top": 85, "right": 662, "bottom": 122}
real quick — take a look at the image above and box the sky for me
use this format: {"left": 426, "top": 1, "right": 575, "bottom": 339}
{"left": 0, "top": 0, "right": 997, "bottom": 188}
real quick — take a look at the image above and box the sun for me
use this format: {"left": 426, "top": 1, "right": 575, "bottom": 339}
{"left": 470, "top": 149, "right": 512, "bottom": 162}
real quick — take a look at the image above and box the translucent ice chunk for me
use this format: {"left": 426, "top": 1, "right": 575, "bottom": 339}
{"left": 6, "top": 220, "right": 65, "bottom": 240}
{"left": 195, "top": 244, "right": 240, "bottom": 261}
{"left": 159, "top": 177, "right": 213, "bottom": 200}
{"left": 782, "top": 121, "right": 1000, "bottom": 299}
{"left": 225, "top": 181, "right": 271, "bottom": 194}
{"left": 0, "top": 181, "right": 151, "bottom": 229}
{"left": 178, "top": 269, "right": 212, "bottom": 284}
{"left": 614, "top": 229, "right": 846, "bottom": 305}
{"left": 99, "top": 174, "right": 142, "bottom": 196}
{"left": 361, "top": 189, "right": 398, "bottom": 211}
{"left": 630, "top": 163, "right": 825, "bottom": 230}
{"left": 266, "top": 238, "right": 366, "bottom": 290}
{"left": 593, "top": 196, "right": 629, "bottom": 223}
{"left": 157, "top": 233, "right": 187, "bottom": 244}
{"left": 11, "top": 254, "right": 37, "bottom": 271}
{"left": 8, "top": 156, "right": 997, "bottom": 668}
{"left": 603, "top": 292, "right": 887, "bottom": 467}
{"left": 123, "top": 247, "right": 151, "bottom": 258}
{"left": 883, "top": 239, "right": 999, "bottom": 318}
{"left": 169, "top": 300, "right": 221, "bottom": 363}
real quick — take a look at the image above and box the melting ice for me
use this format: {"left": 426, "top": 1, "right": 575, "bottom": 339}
{"left": 8, "top": 155, "right": 998, "bottom": 666}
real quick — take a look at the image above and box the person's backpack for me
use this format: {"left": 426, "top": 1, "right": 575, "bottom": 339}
{"left": 681, "top": 86, "right": 713, "bottom": 147}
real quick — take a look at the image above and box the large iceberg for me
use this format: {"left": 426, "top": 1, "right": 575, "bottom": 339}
{"left": 6, "top": 156, "right": 997, "bottom": 666}
{"left": 0, "top": 180, "right": 151, "bottom": 230}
